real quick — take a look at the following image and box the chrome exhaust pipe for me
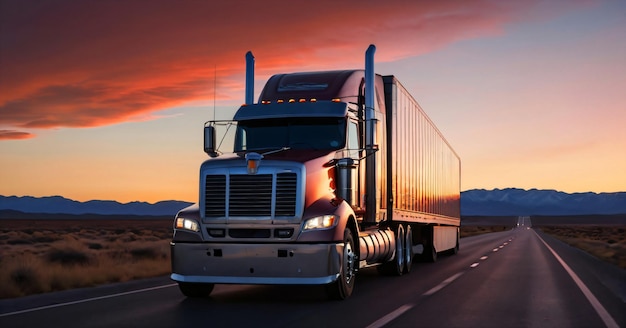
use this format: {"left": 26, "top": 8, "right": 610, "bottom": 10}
{"left": 364, "top": 44, "right": 377, "bottom": 223}
{"left": 245, "top": 51, "right": 255, "bottom": 105}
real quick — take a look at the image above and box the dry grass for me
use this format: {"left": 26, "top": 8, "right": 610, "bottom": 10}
{"left": 539, "top": 225, "right": 626, "bottom": 269}
{"left": 0, "top": 219, "right": 172, "bottom": 299}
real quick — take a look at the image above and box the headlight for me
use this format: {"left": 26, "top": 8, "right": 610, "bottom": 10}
{"left": 175, "top": 218, "right": 200, "bottom": 232}
{"left": 303, "top": 215, "right": 336, "bottom": 230}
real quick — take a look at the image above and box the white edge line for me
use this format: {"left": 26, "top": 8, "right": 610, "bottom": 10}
{"left": 366, "top": 304, "right": 414, "bottom": 328}
{"left": 0, "top": 283, "right": 178, "bottom": 317}
{"left": 423, "top": 272, "right": 464, "bottom": 296}
{"left": 534, "top": 230, "right": 619, "bottom": 328}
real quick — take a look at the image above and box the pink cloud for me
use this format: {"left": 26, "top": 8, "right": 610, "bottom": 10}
{"left": 0, "top": 130, "right": 35, "bottom": 140}
{"left": 0, "top": 0, "right": 593, "bottom": 139}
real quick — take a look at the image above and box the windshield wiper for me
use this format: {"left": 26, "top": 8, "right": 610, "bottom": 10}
{"left": 238, "top": 147, "right": 291, "bottom": 156}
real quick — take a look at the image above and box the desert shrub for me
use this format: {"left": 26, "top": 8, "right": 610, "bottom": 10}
{"left": 11, "top": 266, "right": 37, "bottom": 285}
{"left": 121, "top": 232, "right": 138, "bottom": 242}
{"left": 130, "top": 247, "right": 158, "bottom": 260}
{"left": 46, "top": 248, "right": 90, "bottom": 266}
{"left": 31, "top": 231, "right": 59, "bottom": 243}
{"left": 87, "top": 242, "right": 103, "bottom": 250}
{"left": 105, "top": 249, "right": 127, "bottom": 260}
{"left": 10, "top": 265, "right": 44, "bottom": 295}
{"left": 7, "top": 239, "right": 32, "bottom": 245}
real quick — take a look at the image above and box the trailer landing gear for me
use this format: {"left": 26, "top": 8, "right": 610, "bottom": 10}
{"left": 423, "top": 244, "right": 437, "bottom": 262}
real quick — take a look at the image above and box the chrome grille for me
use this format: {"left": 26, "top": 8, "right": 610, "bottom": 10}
{"left": 275, "top": 173, "right": 297, "bottom": 216}
{"left": 230, "top": 175, "right": 272, "bottom": 216}
{"left": 204, "top": 175, "right": 226, "bottom": 217}
{"left": 204, "top": 172, "right": 297, "bottom": 218}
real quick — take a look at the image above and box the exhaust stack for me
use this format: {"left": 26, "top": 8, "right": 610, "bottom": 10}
{"left": 245, "top": 51, "right": 255, "bottom": 105}
{"left": 364, "top": 44, "right": 377, "bottom": 223}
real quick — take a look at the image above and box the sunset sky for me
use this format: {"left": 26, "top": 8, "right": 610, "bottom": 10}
{"left": 1, "top": 0, "right": 625, "bottom": 203}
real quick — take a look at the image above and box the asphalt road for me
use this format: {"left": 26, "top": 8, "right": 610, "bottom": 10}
{"left": 1, "top": 227, "right": 624, "bottom": 328}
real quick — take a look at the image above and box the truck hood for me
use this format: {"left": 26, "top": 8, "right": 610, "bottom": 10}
{"left": 204, "top": 149, "right": 336, "bottom": 165}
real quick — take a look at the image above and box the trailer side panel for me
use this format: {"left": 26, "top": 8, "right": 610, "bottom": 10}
{"left": 383, "top": 76, "right": 461, "bottom": 226}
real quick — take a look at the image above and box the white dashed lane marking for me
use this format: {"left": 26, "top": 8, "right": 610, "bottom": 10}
{"left": 367, "top": 236, "right": 516, "bottom": 328}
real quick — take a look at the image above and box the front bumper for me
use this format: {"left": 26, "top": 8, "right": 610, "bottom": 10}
{"left": 171, "top": 242, "right": 343, "bottom": 285}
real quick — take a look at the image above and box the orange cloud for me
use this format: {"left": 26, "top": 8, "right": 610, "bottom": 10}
{"left": 0, "top": 0, "right": 594, "bottom": 140}
{"left": 0, "top": 130, "right": 35, "bottom": 140}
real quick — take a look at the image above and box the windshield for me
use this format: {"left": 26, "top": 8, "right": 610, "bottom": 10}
{"left": 234, "top": 117, "right": 346, "bottom": 152}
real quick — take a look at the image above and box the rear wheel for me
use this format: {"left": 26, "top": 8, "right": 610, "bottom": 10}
{"left": 178, "top": 282, "right": 215, "bottom": 298}
{"left": 327, "top": 228, "right": 357, "bottom": 300}
{"left": 378, "top": 225, "right": 405, "bottom": 276}
{"left": 404, "top": 224, "right": 413, "bottom": 273}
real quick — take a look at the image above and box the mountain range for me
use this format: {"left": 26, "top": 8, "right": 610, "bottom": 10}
{"left": 461, "top": 188, "right": 626, "bottom": 216}
{"left": 0, "top": 195, "right": 192, "bottom": 217}
{"left": 1, "top": 188, "right": 625, "bottom": 217}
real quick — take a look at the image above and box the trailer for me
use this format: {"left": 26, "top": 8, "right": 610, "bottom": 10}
{"left": 170, "top": 45, "right": 461, "bottom": 299}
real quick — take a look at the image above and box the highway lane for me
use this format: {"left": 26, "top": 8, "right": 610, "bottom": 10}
{"left": 1, "top": 227, "right": 624, "bottom": 328}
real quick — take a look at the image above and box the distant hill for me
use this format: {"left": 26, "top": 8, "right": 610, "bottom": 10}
{"left": 2, "top": 188, "right": 626, "bottom": 217}
{"left": 461, "top": 188, "right": 626, "bottom": 216}
{"left": 0, "top": 195, "right": 193, "bottom": 216}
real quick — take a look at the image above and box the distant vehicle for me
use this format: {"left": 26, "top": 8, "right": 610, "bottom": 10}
{"left": 170, "top": 45, "right": 461, "bottom": 299}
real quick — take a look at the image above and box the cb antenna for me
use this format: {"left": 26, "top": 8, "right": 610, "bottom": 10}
{"left": 213, "top": 64, "right": 217, "bottom": 121}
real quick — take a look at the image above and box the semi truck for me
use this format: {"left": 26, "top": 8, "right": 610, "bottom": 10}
{"left": 170, "top": 45, "right": 461, "bottom": 300}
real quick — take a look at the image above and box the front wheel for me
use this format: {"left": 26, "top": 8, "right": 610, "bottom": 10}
{"left": 327, "top": 228, "right": 357, "bottom": 300}
{"left": 178, "top": 282, "right": 215, "bottom": 298}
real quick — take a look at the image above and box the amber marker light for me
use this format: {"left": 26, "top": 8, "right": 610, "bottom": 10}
{"left": 245, "top": 152, "right": 263, "bottom": 174}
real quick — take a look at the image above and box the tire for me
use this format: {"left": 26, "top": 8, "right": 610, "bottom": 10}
{"left": 404, "top": 224, "right": 413, "bottom": 274}
{"left": 378, "top": 225, "right": 405, "bottom": 276}
{"left": 327, "top": 228, "right": 357, "bottom": 300}
{"left": 178, "top": 282, "right": 215, "bottom": 298}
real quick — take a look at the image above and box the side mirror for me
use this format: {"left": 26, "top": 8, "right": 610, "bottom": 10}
{"left": 204, "top": 125, "right": 218, "bottom": 157}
